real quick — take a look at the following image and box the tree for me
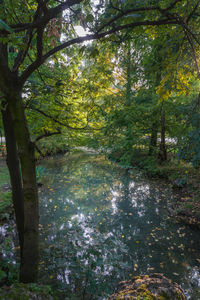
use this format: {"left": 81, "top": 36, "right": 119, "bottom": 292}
{"left": 0, "top": 0, "right": 199, "bottom": 282}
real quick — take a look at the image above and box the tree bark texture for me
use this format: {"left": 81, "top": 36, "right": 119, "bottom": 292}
{"left": 6, "top": 91, "right": 39, "bottom": 283}
{"left": 148, "top": 121, "right": 158, "bottom": 156}
{"left": 1, "top": 105, "right": 24, "bottom": 259}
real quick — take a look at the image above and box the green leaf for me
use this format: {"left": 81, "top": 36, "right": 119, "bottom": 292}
{"left": 0, "top": 270, "right": 6, "bottom": 280}
{"left": 86, "top": 14, "right": 94, "bottom": 23}
{"left": 0, "top": 19, "right": 13, "bottom": 33}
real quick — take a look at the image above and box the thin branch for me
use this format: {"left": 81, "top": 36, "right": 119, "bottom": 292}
{"left": 184, "top": 29, "right": 200, "bottom": 76}
{"left": 159, "top": 6, "right": 200, "bottom": 47}
{"left": 97, "top": 0, "right": 182, "bottom": 33}
{"left": 34, "top": 143, "right": 44, "bottom": 156}
{"left": 12, "top": 2, "right": 43, "bottom": 71}
{"left": 35, "top": 0, "right": 48, "bottom": 14}
{"left": 186, "top": 0, "right": 200, "bottom": 23}
{"left": 181, "top": 22, "right": 200, "bottom": 46}
{"left": 97, "top": 6, "right": 161, "bottom": 33}
{"left": 30, "top": 106, "right": 88, "bottom": 130}
{"left": 109, "top": 0, "right": 124, "bottom": 13}
{"left": 164, "top": 0, "right": 184, "bottom": 11}
{"left": 34, "top": 129, "right": 61, "bottom": 142}
{"left": 6, "top": 0, "right": 83, "bottom": 33}
{"left": 12, "top": 31, "right": 34, "bottom": 72}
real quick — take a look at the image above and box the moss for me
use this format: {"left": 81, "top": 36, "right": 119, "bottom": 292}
{"left": 108, "top": 274, "right": 186, "bottom": 300}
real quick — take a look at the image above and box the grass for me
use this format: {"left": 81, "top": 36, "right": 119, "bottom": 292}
{"left": 0, "top": 158, "right": 10, "bottom": 186}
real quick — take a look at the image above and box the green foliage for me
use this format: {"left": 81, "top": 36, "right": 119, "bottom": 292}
{"left": 36, "top": 135, "right": 68, "bottom": 158}
{"left": 178, "top": 111, "right": 200, "bottom": 168}
{"left": 0, "top": 191, "right": 12, "bottom": 214}
{"left": 0, "top": 236, "right": 18, "bottom": 285}
{"left": 0, "top": 19, "right": 13, "bottom": 33}
{"left": 0, "top": 160, "right": 9, "bottom": 187}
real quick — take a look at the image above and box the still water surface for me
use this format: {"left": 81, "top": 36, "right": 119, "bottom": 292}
{"left": 38, "top": 151, "right": 200, "bottom": 299}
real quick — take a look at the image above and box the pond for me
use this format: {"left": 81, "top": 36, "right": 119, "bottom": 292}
{"left": 38, "top": 151, "right": 200, "bottom": 299}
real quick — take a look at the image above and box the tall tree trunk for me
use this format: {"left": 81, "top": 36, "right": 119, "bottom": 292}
{"left": 7, "top": 91, "right": 39, "bottom": 283}
{"left": 1, "top": 105, "right": 24, "bottom": 260}
{"left": 158, "top": 103, "right": 167, "bottom": 162}
{"left": 148, "top": 121, "right": 158, "bottom": 156}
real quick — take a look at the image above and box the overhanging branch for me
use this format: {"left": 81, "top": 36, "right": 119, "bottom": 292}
{"left": 30, "top": 106, "right": 88, "bottom": 130}
{"left": 20, "top": 18, "right": 178, "bottom": 83}
{"left": 34, "top": 128, "right": 61, "bottom": 142}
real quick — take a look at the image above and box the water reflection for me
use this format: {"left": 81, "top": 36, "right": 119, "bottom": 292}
{"left": 38, "top": 152, "right": 200, "bottom": 299}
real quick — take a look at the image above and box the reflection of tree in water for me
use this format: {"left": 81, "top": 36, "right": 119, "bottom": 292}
{"left": 106, "top": 172, "right": 200, "bottom": 285}
{"left": 38, "top": 152, "right": 200, "bottom": 299}
{"left": 39, "top": 153, "right": 130, "bottom": 299}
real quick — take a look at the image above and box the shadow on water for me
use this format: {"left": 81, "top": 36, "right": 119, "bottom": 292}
{"left": 33, "top": 151, "right": 200, "bottom": 299}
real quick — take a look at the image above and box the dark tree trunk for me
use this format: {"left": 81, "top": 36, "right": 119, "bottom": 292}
{"left": 148, "top": 121, "right": 158, "bottom": 156}
{"left": 6, "top": 90, "right": 39, "bottom": 283}
{"left": 1, "top": 105, "right": 24, "bottom": 260}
